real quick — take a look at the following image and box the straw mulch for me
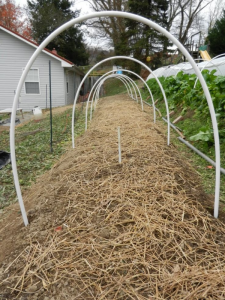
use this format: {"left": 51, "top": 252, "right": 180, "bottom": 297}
{"left": 1, "top": 94, "right": 225, "bottom": 300}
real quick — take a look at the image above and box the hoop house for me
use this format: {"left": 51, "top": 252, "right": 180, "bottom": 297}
{"left": 86, "top": 72, "right": 142, "bottom": 125}
{"left": 86, "top": 68, "right": 156, "bottom": 126}
{"left": 90, "top": 73, "right": 142, "bottom": 119}
{"left": 72, "top": 55, "right": 170, "bottom": 148}
{"left": 10, "top": 11, "right": 220, "bottom": 226}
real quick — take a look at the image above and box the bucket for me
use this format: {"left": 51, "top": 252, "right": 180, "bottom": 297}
{"left": 32, "top": 106, "right": 43, "bottom": 120}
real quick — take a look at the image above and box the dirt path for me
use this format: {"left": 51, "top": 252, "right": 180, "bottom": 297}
{"left": 1, "top": 95, "right": 225, "bottom": 299}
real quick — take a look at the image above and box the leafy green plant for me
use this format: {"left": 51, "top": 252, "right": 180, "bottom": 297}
{"left": 145, "top": 70, "right": 225, "bottom": 144}
{"left": 142, "top": 69, "right": 225, "bottom": 166}
{"left": 141, "top": 70, "right": 225, "bottom": 202}
{"left": 189, "top": 126, "right": 213, "bottom": 142}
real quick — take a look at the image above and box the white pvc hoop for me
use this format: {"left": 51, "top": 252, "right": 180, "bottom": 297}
{"left": 90, "top": 68, "right": 155, "bottom": 122}
{"left": 90, "top": 73, "right": 143, "bottom": 120}
{"left": 72, "top": 55, "right": 170, "bottom": 149}
{"left": 90, "top": 74, "right": 138, "bottom": 119}
{"left": 10, "top": 11, "right": 220, "bottom": 226}
{"left": 94, "top": 71, "right": 146, "bottom": 109}
{"left": 97, "top": 73, "right": 141, "bottom": 103}
{"left": 86, "top": 71, "right": 143, "bottom": 126}
{"left": 85, "top": 72, "right": 136, "bottom": 130}
{"left": 93, "top": 72, "right": 147, "bottom": 114}
{"left": 194, "top": 54, "right": 225, "bottom": 88}
{"left": 94, "top": 74, "right": 138, "bottom": 105}
{"left": 117, "top": 74, "right": 139, "bottom": 101}
{"left": 88, "top": 73, "right": 140, "bottom": 124}
{"left": 86, "top": 73, "right": 138, "bottom": 130}
{"left": 112, "top": 74, "right": 136, "bottom": 99}
{"left": 91, "top": 74, "right": 135, "bottom": 119}
{"left": 86, "top": 72, "right": 139, "bottom": 130}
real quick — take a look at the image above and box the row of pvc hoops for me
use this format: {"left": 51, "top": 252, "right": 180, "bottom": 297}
{"left": 10, "top": 11, "right": 220, "bottom": 226}
{"left": 82, "top": 53, "right": 225, "bottom": 133}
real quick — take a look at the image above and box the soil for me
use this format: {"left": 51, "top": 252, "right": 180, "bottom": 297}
{"left": 0, "top": 95, "right": 225, "bottom": 299}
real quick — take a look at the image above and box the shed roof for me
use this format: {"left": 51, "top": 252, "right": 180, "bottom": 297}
{"left": 0, "top": 23, "right": 84, "bottom": 73}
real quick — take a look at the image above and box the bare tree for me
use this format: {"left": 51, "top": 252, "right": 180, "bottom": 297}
{"left": 168, "top": 0, "right": 213, "bottom": 44}
{"left": 84, "top": 0, "right": 128, "bottom": 52}
{"left": 86, "top": 46, "right": 115, "bottom": 65}
{"left": 207, "top": 0, "right": 225, "bottom": 31}
{"left": 82, "top": 0, "right": 213, "bottom": 58}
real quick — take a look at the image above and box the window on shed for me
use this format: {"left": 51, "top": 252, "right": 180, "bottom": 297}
{"left": 25, "top": 69, "right": 40, "bottom": 94}
{"left": 66, "top": 72, "right": 69, "bottom": 94}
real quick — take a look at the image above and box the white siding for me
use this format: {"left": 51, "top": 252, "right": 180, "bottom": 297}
{"left": 0, "top": 29, "right": 66, "bottom": 111}
{"left": 66, "top": 70, "right": 75, "bottom": 105}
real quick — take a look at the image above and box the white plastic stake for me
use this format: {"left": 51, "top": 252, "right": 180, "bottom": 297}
{"left": 118, "top": 127, "right": 122, "bottom": 163}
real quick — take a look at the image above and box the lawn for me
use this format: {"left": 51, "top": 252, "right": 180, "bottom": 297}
{"left": 0, "top": 104, "right": 86, "bottom": 209}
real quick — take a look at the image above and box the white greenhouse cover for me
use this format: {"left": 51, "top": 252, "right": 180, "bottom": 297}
{"left": 146, "top": 56, "right": 225, "bottom": 80}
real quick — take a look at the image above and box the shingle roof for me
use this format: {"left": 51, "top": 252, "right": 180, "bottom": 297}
{"left": 0, "top": 23, "right": 74, "bottom": 66}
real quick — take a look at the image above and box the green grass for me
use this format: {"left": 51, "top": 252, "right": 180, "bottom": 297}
{"left": 0, "top": 106, "right": 85, "bottom": 208}
{"left": 104, "top": 78, "right": 129, "bottom": 96}
{"left": 0, "top": 113, "right": 10, "bottom": 122}
{"left": 103, "top": 77, "right": 140, "bottom": 97}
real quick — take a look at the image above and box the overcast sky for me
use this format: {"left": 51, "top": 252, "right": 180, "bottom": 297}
{"left": 15, "top": 0, "right": 91, "bottom": 15}
{"left": 14, "top": 0, "right": 105, "bottom": 47}
{"left": 15, "top": 0, "right": 26, "bottom": 5}
{"left": 13, "top": 0, "right": 214, "bottom": 49}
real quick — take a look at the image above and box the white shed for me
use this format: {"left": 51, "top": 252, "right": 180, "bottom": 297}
{"left": 0, "top": 24, "right": 85, "bottom": 111}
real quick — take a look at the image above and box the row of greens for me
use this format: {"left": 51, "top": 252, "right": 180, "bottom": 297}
{"left": 143, "top": 70, "right": 225, "bottom": 201}
{"left": 145, "top": 70, "right": 225, "bottom": 147}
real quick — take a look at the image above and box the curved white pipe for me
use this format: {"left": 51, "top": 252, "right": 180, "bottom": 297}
{"left": 89, "top": 73, "right": 139, "bottom": 124}
{"left": 90, "top": 74, "right": 137, "bottom": 121}
{"left": 112, "top": 75, "right": 134, "bottom": 99}
{"left": 72, "top": 55, "right": 170, "bottom": 149}
{"left": 117, "top": 74, "right": 140, "bottom": 102}
{"left": 92, "top": 73, "right": 141, "bottom": 117}
{"left": 91, "top": 71, "right": 138, "bottom": 109}
{"left": 194, "top": 54, "right": 225, "bottom": 88}
{"left": 85, "top": 71, "right": 142, "bottom": 128}
{"left": 94, "top": 74, "right": 135, "bottom": 104}
{"left": 85, "top": 72, "right": 135, "bottom": 131}
{"left": 117, "top": 74, "right": 138, "bottom": 101}
{"left": 92, "top": 70, "right": 146, "bottom": 115}
{"left": 10, "top": 11, "right": 220, "bottom": 226}
{"left": 122, "top": 70, "right": 156, "bottom": 121}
